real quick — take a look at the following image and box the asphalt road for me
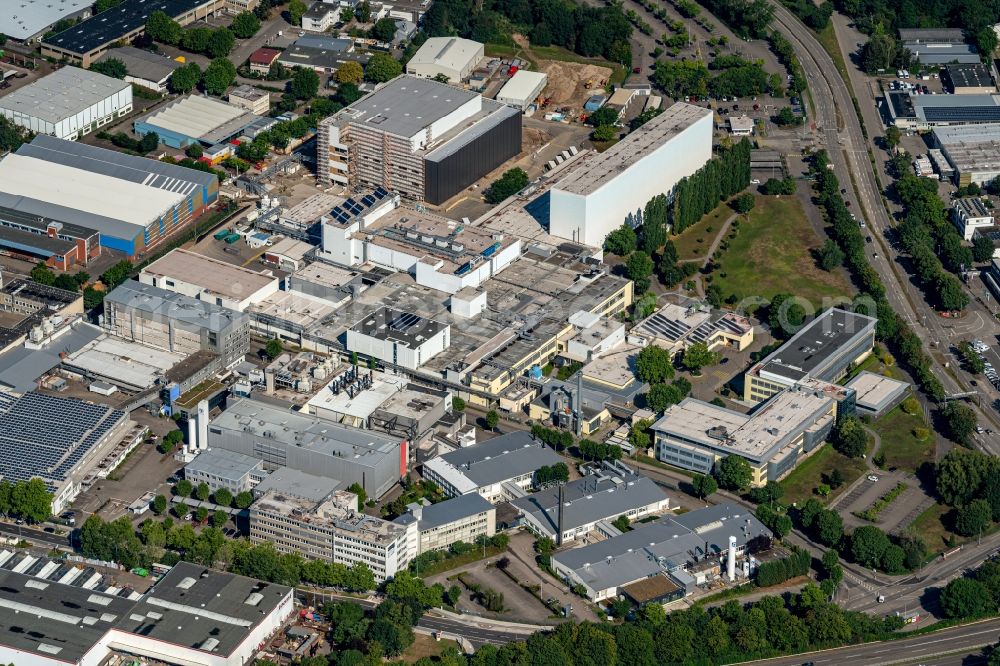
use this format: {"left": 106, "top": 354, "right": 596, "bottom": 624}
{"left": 0, "top": 520, "right": 70, "bottom": 549}
{"left": 736, "top": 618, "right": 1000, "bottom": 665}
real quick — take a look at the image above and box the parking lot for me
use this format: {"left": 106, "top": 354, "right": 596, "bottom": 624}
{"left": 838, "top": 471, "right": 930, "bottom": 534}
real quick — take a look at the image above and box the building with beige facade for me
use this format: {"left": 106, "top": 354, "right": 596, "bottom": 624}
{"left": 393, "top": 494, "right": 496, "bottom": 554}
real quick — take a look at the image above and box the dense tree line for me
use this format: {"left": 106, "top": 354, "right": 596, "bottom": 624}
{"left": 670, "top": 139, "right": 751, "bottom": 233}
{"left": 781, "top": 0, "right": 833, "bottom": 29}
{"left": 652, "top": 56, "right": 776, "bottom": 99}
{"left": 895, "top": 171, "right": 971, "bottom": 311}
{"left": 767, "top": 31, "right": 808, "bottom": 96}
{"left": 422, "top": 0, "right": 632, "bottom": 65}
{"left": 0, "top": 479, "right": 52, "bottom": 524}
{"left": 935, "top": 447, "right": 1000, "bottom": 537}
{"left": 755, "top": 546, "right": 810, "bottom": 587}
{"left": 834, "top": 0, "right": 1000, "bottom": 43}
{"left": 811, "top": 150, "right": 944, "bottom": 401}
{"left": 939, "top": 558, "right": 1000, "bottom": 620}
{"left": 531, "top": 423, "right": 575, "bottom": 450}
{"left": 696, "top": 0, "right": 774, "bottom": 37}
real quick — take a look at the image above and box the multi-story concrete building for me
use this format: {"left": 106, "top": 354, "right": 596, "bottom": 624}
{"left": 228, "top": 85, "right": 271, "bottom": 116}
{"left": 0, "top": 67, "right": 132, "bottom": 141}
{"left": 139, "top": 249, "right": 280, "bottom": 311}
{"left": 953, "top": 197, "right": 995, "bottom": 240}
{"left": 346, "top": 307, "right": 450, "bottom": 371}
{"left": 103, "top": 280, "right": 251, "bottom": 369}
{"left": 250, "top": 488, "right": 411, "bottom": 581}
{"left": 394, "top": 494, "right": 496, "bottom": 554}
{"left": 422, "top": 430, "right": 564, "bottom": 503}
{"left": 653, "top": 381, "right": 848, "bottom": 486}
{"left": 743, "top": 308, "right": 876, "bottom": 403}
{"left": 184, "top": 448, "right": 266, "bottom": 494}
{"left": 547, "top": 102, "right": 713, "bottom": 247}
{"left": 316, "top": 75, "right": 521, "bottom": 204}
{"left": 208, "top": 397, "right": 407, "bottom": 499}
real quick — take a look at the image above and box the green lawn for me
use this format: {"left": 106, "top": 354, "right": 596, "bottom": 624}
{"left": 909, "top": 503, "right": 954, "bottom": 555}
{"left": 671, "top": 202, "right": 734, "bottom": 262}
{"left": 711, "top": 196, "right": 855, "bottom": 306}
{"left": 779, "top": 443, "right": 870, "bottom": 506}
{"left": 815, "top": 23, "right": 850, "bottom": 85}
{"left": 871, "top": 405, "right": 933, "bottom": 474}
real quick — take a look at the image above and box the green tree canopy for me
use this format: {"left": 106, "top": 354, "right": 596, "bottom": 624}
{"left": 714, "top": 454, "right": 752, "bottom": 490}
{"left": 230, "top": 11, "right": 262, "bottom": 38}
{"left": 635, "top": 345, "right": 674, "bottom": 384}
{"left": 484, "top": 167, "right": 529, "bottom": 204}
{"left": 170, "top": 62, "right": 202, "bottom": 93}
{"left": 202, "top": 57, "right": 237, "bottom": 96}
{"left": 365, "top": 52, "right": 403, "bottom": 82}
{"left": 290, "top": 67, "right": 320, "bottom": 99}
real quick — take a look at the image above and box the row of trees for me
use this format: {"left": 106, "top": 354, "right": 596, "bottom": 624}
{"left": 697, "top": 0, "right": 774, "bottom": 37}
{"left": 755, "top": 546, "right": 810, "bottom": 587}
{"left": 145, "top": 11, "right": 249, "bottom": 58}
{"left": 670, "top": 139, "right": 752, "bottom": 234}
{"left": 0, "top": 479, "right": 52, "bottom": 524}
{"left": 650, "top": 57, "right": 777, "bottom": 100}
{"left": 811, "top": 150, "right": 945, "bottom": 401}
{"left": 895, "top": 170, "right": 971, "bottom": 311}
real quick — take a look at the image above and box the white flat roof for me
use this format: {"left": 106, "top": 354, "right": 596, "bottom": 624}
{"left": 496, "top": 70, "right": 548, "bottom": 102}
{"left": 0, "top": 153, "right": 184, "bottom": 230}
{"left": 0, "top": 0, "right": 91, "bottom": 40}
{"left": 304, "top": 370, "right": 407, "bottom": 420}
{"left": 64, "top": 335, "right": 186, "bottom": 389}
{"left": 409, "top": 37, "right": 483, "bottom": 71}
{"left": 138, "top": 95, "right": 248, "bottom": 140}
{"left": 141, "top": 249, "right": 278, "bottom": 301}
{"left": 0, "top": 67, "right": 128, "bottom": 124}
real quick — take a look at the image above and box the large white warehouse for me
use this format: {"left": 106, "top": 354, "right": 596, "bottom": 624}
{"left": 548, "top": 102, "right": 713, "bottom": 247}
{"left": 0, "top": 67, "right": 132, "bottom": 141}
{"left": 496, "top": 70, "right": 548, "bottom": 111}
{"left": 406, "top": 37, "right": 483, "bottom": 83}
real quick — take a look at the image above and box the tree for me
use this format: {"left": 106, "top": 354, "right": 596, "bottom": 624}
{"left": 290, "top": 67, "right": 320, "bottom": 99}
{"left": 592, "top": 125, "right": 617, "bottom": 142}
{"left": 774, "top": 106, "right": 800, "bottom": 126}
{"left": 485, "top": 410, "right": 499, "bottom": 431}
{"left": 484, "top": 167, "right": 529, "bottom": 204}
{"left": 815, "top": 509, "right": 844, "bottom": 546}
{"left": 365, "top": 52, "right": 403, "bottom": 83}
{"left": 202, "top": 57, "right": 237, "bottom": 96}
{"left": 185, "top": 143, "right": 204, "bottom": 159}
{"left": 355, "top": 0, "right": 373, "bottom": 22}
{"left": 851, "top": 525, "right": 890, "bottom": 569}
{"left": 146, "top": 10, "right": 182, "bottom": 44}
{"left": 940, "top": 577, "right": 994, "bottom": 618}
{"left": 336, "top": 61, "right": 364, "bottom": 85}
{"left": 626, "top": 251, "right": 654, "bottom": 293}
{"left": 714, "top": 454, "right": 752, "bottom": 490}
{"left": 213, "top": 510, "right": 229, "bottom": 527}
{"left": 682, "top": 342, "right": 721, "bottom": 374}
{"left": 635, "top": 345, "right": 674, "bottom": 384}
{"left": 974, "top": 234, "right": 996, "bottom": 263}
{"left": 194, "top": 506, "right": 209, "bottom": 523}
{"left": 370, "top": 17, "right": 397, "bottom": 42}
{"left": 213, "top": 487, "right": 233, "bottom": 507}
{"left": 832, "top": 417, "right": 868, "bottom": 458}
{"left": 265, "top": 338, "right": 283, "bottom": 359}
{"left": 138, "top": 131, "right": 159, "bottom": 154}
{"left": 943, "top": 401, "right": 978, "bottom": 446}
{"left": 234, "top": 491, "right": 254, "bottom": 509}
{"left": 817, "top": 239, "right": 845, "bottom": 271}
{"left": 170, "top": 62, "right": 202, "bottom": 93}
{"left": 175, "top": 479, "right": 192, "bottom": 498}
{"left": 646, "top": 381, "right": 687, "bottom": 411}
{"left": 957, "top": 499, "right": 993, "bottom": 537}
{"left": 885, "top": 125, "right": 901, "bottom": 150}
{"left": 452, "top": 396, "right": 466, "bottom": 412}
{"left": 289, "top": 0, "right": 308, "bottom": 26}
{"left": 173, "top": 501, "right": 189, "bottom": 519}
{"left": 691, "top": 473, "right": 718, "bottom": 498}
{"left": 231, "top": 11, "right": 261, "bottom": 38}
{"left": 605, "top": 224, "right": 637, "bottom": 256}
{"left": 347, "top": 482, "right": 367, "bottom": 510}
{"left": 152, "top": 494, "right": 167, "bottom": 514}
{"left": 748, "top": 482, "right": 784, "bottom": 505}
{"left": 768, "top": 293, "right": 806, "bottom": 338}
{"left": 732, "top": 193, "right": 755, "bottom": 214}
{"left": 195, "top": 482, "right": 211, "bottom": 502}
{"left": 611, "top": 514, "right": 631, "bottom": 532}
{"left": 977, "top": 26, "right": 999, "bottom": 62}
{"left": 30, "top": 263, "right": 56, "bottom": 286}
{"left": 91, "top": 58, "right": 127, "bottom": 79}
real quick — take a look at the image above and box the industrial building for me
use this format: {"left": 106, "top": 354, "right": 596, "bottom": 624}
{"left": 61, "top": 334, "right": 187, "bottom": 392}
{"left": 134, "top": 94, "right": 260, "bottom": 149}
{"left": 0, "top": 391, "right": 131, "bottom": 513}
{"left": 631, "top": 300, "right": 754, "bottom": 358}
{"left": 0, "top": 0, "right": 91, "bottom": 43}
{"left": 209, "top": 397, "right": 406, "bottom": 499}
{"left": 887, "top": 91, "right": 1000, "bottom": 130}
{"left": 184, "top": 448, "right": 266, "bottom": 494}
{"left": 320, "top": 196, "right": 522, "bottom": 294}
{"left": 898, "top": 29, "right": 978, "bottom": 65}
{"left": 512, "top": 461, "right": 669, "bottom": 543}
{"left": 496, "top": 70, "right": 549, "bottom": 111}
{"left": 953, "top": 197, "right": 994, "bottom": 240}
{"left": 844, "top": 371, "right": 910, "bottom": 417}
{"left": 41, "top": 0, "right": 225, "bottom": 67}
{"left": 139, "top": 249, "right": 280, "bottom": 311}
{"left": 276, "top": 35, "right": 366, "bottom": 74}
{"left": 346, "top": 307, "right": 451, "bottom": 371}
{"left": 0, "top": 66, "right": 132, "bottom": 141}
{"left": 946, "top": 63, "right": 996, "bottom": 94}
{"left": 97, "top": 46, "right": 182, "bottom": 93}
{"left": 228, "top": 84, "right": 271, "bottom": 116}
{"left": 0, "top": 134, "right": 218, "bottom": 256}
{"left": 103, "top": 280, "right": 251, "bottom": 369}
{"left": 421, "top": 430, "right": 564, "bottom": 503}
{"left": 743, "top": 307, "right": 877, "bottom": 403}
{"left": 552, "top": 504, "right": 772, "bottom": 602}
{"left": 406, "top": 37, "right": 484, "bottom": 83}
{"left": 548, "top": 102, "right": 713, "bottom": 247}
{"left": 317, "top": 75, "right": 522, "bottom": 204}
{"left": 0, "top": 192, "right": 102, "bottom": 270}
{"left": 250, "top": 486, "right": 412, "bottom": 580}
{"left": 654, "top": 381, "right": 848, "bottom": 486}
{"left": 933, "top": 123, "right": 1000, "bottom": 186}
{"left": 393, "top": 494, "right": 496, "bottom": 554}
{"left": 0, "top": 559, "right": 293, "bottom": 666}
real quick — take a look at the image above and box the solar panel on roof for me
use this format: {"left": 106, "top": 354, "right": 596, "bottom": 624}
{"left": 360, "top": 195, "right": 376, "bottom": 207}
{"left": 373, "top": 186, "right": 389, "bottom": 198}
{"left": 390, "top": 312, "right": 421, "bottom": 331}
{"left": 923, "top": 106, "right": 1000, "bottom": 122}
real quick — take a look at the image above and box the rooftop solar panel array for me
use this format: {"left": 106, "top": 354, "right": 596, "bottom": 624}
{"left": 638, "top": 312, "right": 693, "bottom": 342}
{"left": 922, "top": 106, "right": 1000, "bottom": 122}
{"left": 0, "top": 392, "right": 125, "bottom": 487}
{"left": 328, "top": 187, "right": 393, "bottom": 226}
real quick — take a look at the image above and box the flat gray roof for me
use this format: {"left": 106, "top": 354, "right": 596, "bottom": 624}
{"left": 185, "top": 448, "right": 263, "bottom": 481}
{"left": 844, "top": 371, "right": 911, "bottom": 412}
{"left": 757, "top": 308, "right": 876, "bottom": 383}
{"left": 408, "top": 493, "right": 493, "bottom": 531}
{"left": 0, "top": 0, "right": 91, "bottom": 40}
{"left": 99, "top": 47, "right": 181, "bottom": 83}
{"left": 351, "top": 307, "right": 448, "bottom": 348}
{"left": 253, "top": 467, "right": 346, "bottom": 501}
{"left": 428, "top": 431, "right": 563, "bottom": 487}
{"left": 512, "top": 468, "right": 667, "bottom": 534}
{"left": 347, "top": 75, "right": 479, "bottom": 138}
{"left": 0, "top": 67, "right": 129, "bottom": 124}
{"left": 105, "top": 281, "right": 247, "bottom": 334}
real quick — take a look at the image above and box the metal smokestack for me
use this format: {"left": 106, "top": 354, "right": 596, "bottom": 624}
{"left": 727, "top": 535, "right": 737, "bottom": 581}
{"left": 557, "top": 483, "right": 565, "bottom": 547}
